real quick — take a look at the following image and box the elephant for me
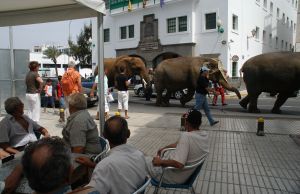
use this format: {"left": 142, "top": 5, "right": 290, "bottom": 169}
{"left": 239, "top": 52, "right": 300, "bottom": 114}
{"left": 154, "top": 57, "right": 241, "bottom": 106}
{"left": 94, "top": 56, "right": 150, "bottom": 87}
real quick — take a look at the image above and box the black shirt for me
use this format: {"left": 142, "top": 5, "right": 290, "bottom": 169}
{"left": 195, "top": 75, "right": 209, "bottom": 95}
{"left": 116, "top": 74, "right": 128, "bottom": 91}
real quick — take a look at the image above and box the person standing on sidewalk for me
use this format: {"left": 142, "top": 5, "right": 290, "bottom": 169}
{"left": 56, "top": 75, "right": 65, "bottom": 122}
{"left": 25, "top": 61, "right": 43, "bottom": 122}
{"left": 194, "top": 66, "right": 219, "bottom": 126}
{"left": 61, "top": 62, "right": 82, "bottom": 118}
{"left": 42, "top": 79, "right": 55, "bottom": 113}
{"left": 90, "top": 67, "right": 110, "bottom": 120}
{"left": 115, "top": 66, "right": 130, "bottom": 119}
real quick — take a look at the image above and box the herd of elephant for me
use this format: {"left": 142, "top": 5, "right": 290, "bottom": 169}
{"left": 96, "top": 52, "right": 300, "bottom": 114}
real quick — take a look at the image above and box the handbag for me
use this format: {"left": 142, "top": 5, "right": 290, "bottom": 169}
{"left": 107, "top": 93, "right": 114, "bottom": 102}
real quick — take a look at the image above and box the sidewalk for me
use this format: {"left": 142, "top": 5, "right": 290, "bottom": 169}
{"left": 36, "top": 108, "right": 300, "bottom": 194}
{"left": 1, "top": 107, "right": 299, "bottom": 194}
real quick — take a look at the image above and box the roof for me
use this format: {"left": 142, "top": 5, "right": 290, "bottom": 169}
{"left": 0, "top": 0, "right": 106, "bottom": 27}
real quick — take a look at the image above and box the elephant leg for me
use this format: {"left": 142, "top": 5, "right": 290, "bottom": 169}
{"left": 271, "top": 93, "right": 289, "bottom": 114}
{"left": 248, "top": 92, "right": 261, "bottom": 113}
{"left": 180, "top": 89, "right": 195, "bottom": 106}
{"left": 156, "top": 89, "right": 164, "bottom": 106}
{"left": 239, "top": 95, "right": 250, "bottom": 109}
{"left": 163, "top": 91, "right": 171, "bottom": 106}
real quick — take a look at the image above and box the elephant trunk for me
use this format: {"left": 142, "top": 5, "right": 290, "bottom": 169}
{"left": 219, "top": 79, "right": 241, "bottom": 99}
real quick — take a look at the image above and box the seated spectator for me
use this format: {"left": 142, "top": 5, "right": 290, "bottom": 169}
{"left": 75, "top": 116, "right": 148, "bottom": 194}
{"left": 23, "top": 137, "right": 72, "bottom": 194}
{"left": 62, "top": 93, "right": 101, "bottom": 155}
{"left": 146, "top": 109, "right": 209, "bottom": 184}
{"left": 0, "top": 148, "right": 10, "bottom": 159}
{"left": 0, "top": 97, "right": 50, "bottom": 154}
{"left": 3, "top": 137, "right": 99, "bottom": 194}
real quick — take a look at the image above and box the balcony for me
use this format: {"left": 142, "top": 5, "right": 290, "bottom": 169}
{"left": 107, "top": 0, "right": 181, "bottom": 11}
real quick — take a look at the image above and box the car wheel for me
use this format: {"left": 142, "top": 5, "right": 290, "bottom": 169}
{"left": 174, "top": 91, "right": 184, "bottom": 100}
{"left": 138, "top": 88, "right": 145, "bottom": 97}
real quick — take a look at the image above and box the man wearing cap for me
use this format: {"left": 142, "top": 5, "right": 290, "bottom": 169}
{"left": 146, "top": 109, "right": 209, "bottom": 184}
{"left": 194, "top": 66, "right": 219, "bottom": 126}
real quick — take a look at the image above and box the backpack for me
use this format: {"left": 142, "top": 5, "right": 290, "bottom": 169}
{"left": 61, "top": 71, "right": 77, "bottom": 96}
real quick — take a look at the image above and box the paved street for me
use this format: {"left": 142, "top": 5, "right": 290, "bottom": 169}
{"left": 1, "top": 92, "right": 300, "bottom": 194}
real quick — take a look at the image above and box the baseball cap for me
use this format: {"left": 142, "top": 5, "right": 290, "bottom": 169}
{"left": 200, "top": 66, "right": 210, "bottom": 72}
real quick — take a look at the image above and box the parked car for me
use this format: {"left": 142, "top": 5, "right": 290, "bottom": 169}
{"left": 133, "top": 84, "right": 186, "bottom": 100}
{"left": 81, "top": 76, "right": 95, "bottom": 88}
{"left": 41, "top": 77, "right": 98, "bottom": 107}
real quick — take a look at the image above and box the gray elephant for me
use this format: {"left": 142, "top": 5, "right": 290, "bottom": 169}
{"left": 239, "top": 52, "right": 300, "bottom": 114}
{"left": 154, "top": 57, "right": 241, "bottom": 106}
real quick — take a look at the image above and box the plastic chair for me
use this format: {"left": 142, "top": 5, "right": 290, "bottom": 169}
{"left": 150, "top": 148, "right": 208, "bottom": 194}
{"left": 92, "top": 136, "right": 110, "bottom": 163}
{"left": 132, "top": 176, "right": 151, "bottom": 194}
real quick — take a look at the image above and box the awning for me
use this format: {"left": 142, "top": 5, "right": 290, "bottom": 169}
{"left": 0, "top": 0, "right": 106, "bottom": 27}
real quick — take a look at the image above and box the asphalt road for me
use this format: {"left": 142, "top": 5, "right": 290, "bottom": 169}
{"left": 90, "top": 92, "right": 300, "bottom": 118}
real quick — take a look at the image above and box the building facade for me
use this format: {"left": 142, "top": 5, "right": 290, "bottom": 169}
{"left": 92, "top": 0, "right": 298, "bottom": 77}
{"left": 296, "top": 0, "right": 300, "bottom": 51}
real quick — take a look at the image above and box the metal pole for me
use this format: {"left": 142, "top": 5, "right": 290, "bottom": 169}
{"left": 97, "top": 13, "right": 105, "bottom": 135}
{"left": 68, "top": 20, "right": 72, "bottom": 64}
{"left": 9, "top": 26, "right": 15, "bottom": 97}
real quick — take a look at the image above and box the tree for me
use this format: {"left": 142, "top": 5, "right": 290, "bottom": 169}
{"left": 43, "top": 46, "right": 62, "bottom": 77}
{"left": 68, "top": 24, "right": 92, "bottom": 68}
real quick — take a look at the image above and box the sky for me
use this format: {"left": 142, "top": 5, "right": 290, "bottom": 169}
{"left": 0, "top": 18, "right": 92, "bottom": 50}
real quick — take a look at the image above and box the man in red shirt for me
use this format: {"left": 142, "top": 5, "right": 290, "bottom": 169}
{"left": 56, "top": 75, "right": 65, "bottom": 122}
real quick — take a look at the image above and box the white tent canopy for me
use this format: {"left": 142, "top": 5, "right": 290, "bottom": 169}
{"left": 0, "top": 0, "right": 106, "bottom": 134}
{"left": 0, "top": 0, "right": 105, "bottom": 27}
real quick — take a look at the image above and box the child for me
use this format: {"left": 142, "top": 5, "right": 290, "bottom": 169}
{"left": 43, "top": 79, "right": 55, "bottom": 113}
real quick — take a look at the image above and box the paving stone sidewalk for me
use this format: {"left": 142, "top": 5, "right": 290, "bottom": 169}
{"left": 1, "top": 108, "right": 299, "bottom": 194}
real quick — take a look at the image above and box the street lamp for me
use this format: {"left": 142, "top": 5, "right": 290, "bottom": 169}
{"left": 216, "top": 18, "right": 224, "bottom": 33}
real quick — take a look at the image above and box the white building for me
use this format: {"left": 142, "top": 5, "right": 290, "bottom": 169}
{"left": 296, "top": 1, "right": 300, "bottom": 51}
{"left": 30, "top": 45, "right": 92, "bottom": 77}
{"left": 93, "top": 0, "right": 298, "bottom": 77}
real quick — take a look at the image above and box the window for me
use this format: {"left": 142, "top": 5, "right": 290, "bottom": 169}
{"left": 269, "top": 33, "right": 272, "bottom": 45}
{"left": 282, "top": 13, "right": 285, "bottom": 24}
{"left": 281, "top": 40, "right": 284, "bottom": 49}
{"left": 120, "top": 26, "right": 127, "bottom": 39}
{"left": 285, "top": 41, "right": 288, "bottom": 50}
{"left": 287, "top": 17, "right": 289, "bottom": 27}
{"left": 205, "top": 13, "right": 216, "bottom": 30}
{"left": 275, "top": 36, "right": 278, "bottom": 48}
{"left": 277, "top": 8, "right": 280, "bottom": 18}
{"left": 120, "top": 25, "right": 134, "bottom": 39}
{"left": 296, "top": 0, "right": 298, "bottom": 8}
{"left": 291, "top": 21, "right": 293, "bottom": 29}
{"left": 263, "top": 30, "right": 266, "bottom": 42}
{"left": 167, "top": 18, "right": 176, "bottom": 33}
{"left": 232, "top": 15, "right": 238, "bottom": 30}
{"left": 290, "top": 44, "right": 292, "bottom": 51}
{"left": 270, "top": 2, "right": 273, "bottom": 13}
{"left": 104, "top": 28, "right": 110, "bottom": 42}
{"left": 128, "top": 25, "right": 134, "bottom": 38}
{"left": 255, "top": 26, "right": 260, "bottom": 39}
{"left": 294, "top": 23, "right": 296, "bottom": 32}
{"left": 178, "top": 16, "right": 188, "bottom": 32}
{"left": 232, "top": 62, "right": 237, "bottom": 77}
{"left": 263, "top": 0, "right": 267, "bottom": 8}
{"left": 167, "top": 16, "right": 188, "bottom": 33}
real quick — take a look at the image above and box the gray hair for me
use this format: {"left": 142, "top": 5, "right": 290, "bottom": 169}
{"left": 68, "top": 93, "right": 87, "bottom": 110}
{"left": 68, "top": 61, "right": 76, "bottom": 68}
{"left": 5, "top": 97, "right": 23, "bottom": 114}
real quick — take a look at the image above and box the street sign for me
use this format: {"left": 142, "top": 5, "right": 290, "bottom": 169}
{"left": 232, "top": 55, "right": 239, "bottom": 62}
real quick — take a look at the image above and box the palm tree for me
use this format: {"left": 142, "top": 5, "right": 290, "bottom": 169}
{"left": 43, "top": 46, "right": 62, "bottom": 77}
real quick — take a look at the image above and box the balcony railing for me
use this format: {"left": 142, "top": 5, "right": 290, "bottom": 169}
{"left": 108, "top": 0, "right": 168, "bottom": 10}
